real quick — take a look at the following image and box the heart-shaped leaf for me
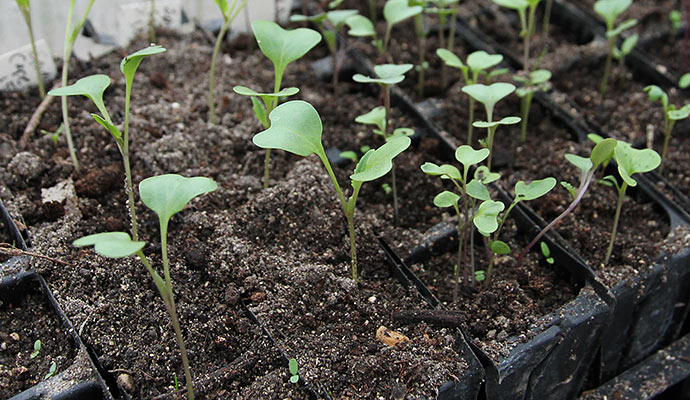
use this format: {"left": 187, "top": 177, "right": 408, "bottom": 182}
{"left": 345, "top": 15, "right": 376, "bottom": 37}
{"left": 353, "top": 64, "right": 413, "bottom": 85}
{"left": 384, "top": 0, "right": 423, "bottom": 26}
{"left": 473, "top": 116, "right": 521, "bottom": 128}
{"left": 462, "top": 83, "right": 516, "bottom": 120}
{"left": 466, "top": 51, "right": 503, "bottom": 72}
{"left": 252, "top": 21, "right": 321, "bottom": 80}
{"left": 355, "top": 106, "right": 386, "bottom": 132}
{"left": 591, "top": 138, "right": 617, "bottom": 167}
{"left": 594, "top": 0, "right": 632, "bottom": 26}
{"left": 614, "top": 144, "right": 661, "bottom": 187}
{"left": 455, "top": 145, "right": 490, "bottom": 170}
{"left": 515, "top": 177, "right": 556, "bottom": 201}
{"left": 467, "top": 179, "right": 491, "bottom": 201}
{"left": 490, "top": 240, "right": 511, "bottom": 255}
{"left": 253, "top": 100, "right": 325, "bottom": 157}
{"left": 474, "top": 200, "right": 505, "bottom": 236}
{"left": 350, "top": 136, "right": 411, "bottom": 182}
{"left": 433, "top": 190, "right": 460, "bottom": 208}
{"left": 48, "top": 74, "right": 111, "bottom": 116}
{"left": 327, "top": 9, "right": 359, "bottom": 27}
{"left": 73, "top": 232, "right": 145, "bottom": 258}
{"left": 565, "top": 154, "right": 593, "bottom": 174}
{"left": 474, "top": 166, "right": 500, "bottom": 184}
{"left": 420, "top": 162, "right": 462, "bottom": 181}
{"left": 669, "top": 108, "right": 690, "bottom": 120}
{"left": 120, "top": 45, "right": 167, "bottom": 85}
{"left": 643, "top": 85, "right": 669, "bottom": 110}
{"left": 436, "top": 48, "right": 465, "bottom": 69}
{"left": 530, "top": 69, "right": 552, "bottom": 84}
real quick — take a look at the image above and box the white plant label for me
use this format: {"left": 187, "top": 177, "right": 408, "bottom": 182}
{"left": 0, "top": 39, "right": 56, "bottom": 92}
{"left": 119, "top": 0, "right": 183, "bottom": 44}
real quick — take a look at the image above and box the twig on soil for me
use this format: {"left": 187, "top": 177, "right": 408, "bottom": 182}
{"left": 392, "top": 310, "right": 467, "bottom": 328}
{"left": 0, "top": 243, "right": 72, "bottom": 266}
{"left": 19, "top": 83, "right": 59, "bottom": 149}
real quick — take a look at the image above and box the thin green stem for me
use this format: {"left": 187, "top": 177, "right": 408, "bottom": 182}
{"left": 453, "top": 204, "right": 464, "bottom": 303}
{"left": 468, "top": 98, "right": 475, "bottom": 144}
{"left": 263, "top": 150, "right": 271, "bottom": 189}
{"left": 486, "top": 125, "right": 497, "bottom": 170}
{"left": 123, "top": 80, "right": 139, "bottom": 241}
{"left": 604, "top": 183, "right": 626, "bottom": 264}
{"left": 600, "top": 39, "right": 614, "bottom": 98}
{"left": 209, "top": 16, "right": 232, "bottom": 124}
{"left": 660, "top": 119, "right": 674, "bottom": 173}
{"left": 520, "top": 93, "right": 533, "bottom": 142}
{"left": 346, "top": 183, "right": 362, "bottom": 281}
{"left": 18, "top": 5, "right": 45, "bottom": 98}
{"left": 391, "top": 162, "right": 399, "bottom": 225}
{"left": 542, "top": 0, "right": 553, "bottom": 33}
{"left": 263, "top": 64, "right": 285, "bottom": 188}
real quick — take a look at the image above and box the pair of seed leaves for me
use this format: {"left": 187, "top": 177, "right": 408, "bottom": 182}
{"left": 344, "top": 0, "right": 422, "bottom": 41}
{"left": 436, "top": 49, "right": 507, "bottom": 83}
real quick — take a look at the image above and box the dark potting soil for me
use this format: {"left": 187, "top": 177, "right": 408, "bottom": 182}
{"left": 0, "top": 282, "right": 77, "bottom": 398}
{"left": 572, "top": 0, "right": 680, "bottom": 39}
{"left": 644, "top": 33, "right": 690, "bottom": 78}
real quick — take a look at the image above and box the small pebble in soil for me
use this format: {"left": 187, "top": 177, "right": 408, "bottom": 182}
{"left": 367, "top": 295, "right": 376, "bottom": 303}
{"left": 9, "top": 332, "right": 19, "bottom": 341}
{"left": 117, "top": 373, "right": 136, "bottom": 392}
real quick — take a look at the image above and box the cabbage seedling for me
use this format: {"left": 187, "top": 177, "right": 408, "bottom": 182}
{"left": 436, "top": 49, "right": 506, "bottom": 143}
{"left": 540, "top": 242, "right": 554, "bottom": 264}
{"left": 49, "top": 45, "right": 167, "bottom": 241}
{"left": 383, "top": 0, "right": 423, "bottom": 55}
{"left": 15, "top": 0, "right": 45, "bottom": 98}
{"left": 253, "top": 100, "right": 411, "bottom": 281}
{"left": 291, "top": 9, "right": 358, "bottom": 90}
{"left": 209, "top": 0, "right": 248, "bottom": 124}
{"left": 594, "top": 0, "right": 637, "bottom": 97}
{"left": 514, "top": 68, "right": 551, "bottom": 142}
{"left": 493, "top": 0, "right": 542, "bottom": 69}
{"left": 670, "top": 10, "right": 682, "bottom": 34}
{"left": 518, "top": 138, "right": 617, "bottom": 262}
{"left": 462, "top": 82, "right": 519, "bottom": 169}
{"left": 345, "top": 14, "right": 382, "bottom": 54}
{"left": 612, "top": 33, "right": 638, "bottom": 78}
{"left": 597, "top": 142, "right": 660, "bottom": 263}
{"left": 643, "top": 85, "right": 690, "bottom": 172}
{"left": 233, "top": 21, "right": 321, "bottom": 189}
{"left": 289, "top": 358, "right": 299, "bottom": 384}
{"left": 74, "top": 174, "right": 218, "bottom": 400}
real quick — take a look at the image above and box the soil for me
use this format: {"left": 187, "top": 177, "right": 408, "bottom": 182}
{"left": 0, "top": 276, "right": 77, "bottom": 398}
{"left": 642, "top": 31, "right": 690, "bottom": 79}
{"left": 574, "top": 0, "right": 681, "bottom": 40}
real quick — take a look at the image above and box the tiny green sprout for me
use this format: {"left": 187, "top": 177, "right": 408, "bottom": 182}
{"left": 234, "top": 21, "right": 321, "bottom": 189}
{"left": 493, "top": 0, "right": 542, "bottom": 69}
{"left": 383, "top": 0, "right": 423, "bottom": 55}
{"left": 173, "top": 372, "right": 179, "bottom": 391}
{"left": 669, "top": 10, "right": 681, "bottom": 34}
{"left": 437, "top": 49, "right": 506, "bottom": 143}
{"left": 514, "top": 68, "right": 552, "bottom": 142}
{"left": 291, "top": 9, "right": 358, "bottom": 90}
{"left": 680, "top": 73, "right": 690, "bottom": 89}
{"left": 382, "top": 183, "right": 393, "bottom": 195}
{"left": 518, "top": 138, "right": 617, "bottom": 262}
{"left": 597, "top": 141, "right": 660, "bottom": 263}
{"left": 41, "top": 123, "right": 64, "bottom": 145}
{"left": 44, "top": 361, "right": 57, "bottom": 380}
{"left": 540, "top": 242, "right": 554, "bottom": 264}
{"left": 30, "top": 339, "right": 41, "bottom": 359}
{"left": 643, "top": 85, "right": 690, "bottom": 172}
{"left": 50, "top": 45, "right": 166, "bottom": 243}
{"left": 612, "top": 33, "right": 638, "bottom": 75}
{"left": 209, "top": 0, "right": 248, "bottom": 124}
{"left": 474, "top": 270, "right": 486, "bottom": 282}
{"left": 15, "top": 0, "right": 45, "bottom": 98}
{"left": 594, "top": 0, "right": 637, "bottom": 97}
{"left": 253, "top": 100, "right": 410, "bottom": 281}
{"left": 289, "top": 358, "right": 299, "bottom": 384}
{"left": 74, "top": 174, "right": 217, "bottom": 400}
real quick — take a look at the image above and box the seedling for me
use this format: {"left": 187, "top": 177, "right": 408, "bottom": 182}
{"left": 30, "top": 339, "right": 41, "bottom": 359}
{"left": 514, "top": 68, "right": 551, "bottom": 142}
{"left": 233, "top": 21, "right": 321, "bottom": 189}
{"left": 41, "top": 124, "right": 64, "bottom": 145}
{"left": 49, "top": 45, "right": 167, "bottom": 242}
{"left": 346, "top": 0, "right": 422, "bottom": 56}
{"left": 493, "top": 0, "right": 542, "bottom": 69}
{"left": 670, "top": 10, "right": 681, "bottom": 34}
{"left": 209, "top": 0, "right": 248, "bottom": 124}
{"left": 594, "top": 0, "right": 637, "bottom": 97}
{"left": 410, "top": 0, "right": 430, "bottom": 97}
{"left": 353, "top": 64, "right": 414, "bottom": 224}
{"left": 291, "top": 8, "right": 358, "bottom": 90}
{"left": 681, "top": 73, "right": 690, "bottom": 89}
{"left": 612, "top": 34, "right": 638, "bottom": 79}
{"left": 74, "top": 174, "right": 218, "bottom": 400}
{"left": 427, "top": 0, "right": 460, "bottom": 87}
{"left": 462, "top": 82, "right": 519, "bottom": 169}
{"left": 44, "top": 361, "right": 56, "bottom": 380}
{"left": 540, "top": 242, "right": 554, "bottom": 264}
{"left": 596, "top": 140, "right": 660, "bottom": 263}
{"left": 643, "top": 85, "right": 690, "bottom": 172}
{"left": 437, "top": 49, "right": 506, "bottom": 143}
{"left": 345, "top": 14, "right": 381, "bottom": 52}
{"left": 253, "top": 100, "right": 411, "bottom": 281}
{"left": 174, "top": 372, "right": 179, "bottom": 391}
{"left": 15, "top": 0, "right": 45, "bottom": 98}
{"left": 289, "top": 358, "right": 299, "bottom": 384}
{"left": 518, "top": 138, "right": 618, "bottom": 262}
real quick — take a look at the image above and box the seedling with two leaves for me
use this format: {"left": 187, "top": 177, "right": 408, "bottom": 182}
{"left": 514, "top": 68, "right": 551, "bottom": 142}
{"left": 594, "top": 0, "right": 637, "bottom": 97}
{"left": 253, "top": 100, "right": 411, "bottom": 281}
{"left": 74, "top": 174, "right": 218, "bottom": 400}
{"left": 643, "top": 85, "right": 690, "bottom": 173}
{"left": 437, "top": 49, "right": 507, "bottom": 143}
{"left": 493, "top": 0, "right": 542, "bottom": 69}
{"left": 233, "top": 21, "right": 321, "bottom": 189}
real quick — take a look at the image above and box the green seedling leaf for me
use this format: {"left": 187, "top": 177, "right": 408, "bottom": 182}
{"left": 253, "top": 100, "right": 324, "bottom": 157}
{"left": 289, "top": 358, "right": 299, "bottom": 384}
{"left": 473, "top": 116, "right": 521, "bottom": 128}
{"left": 680, "top": 73, "right": 690, "bottom": 89}
{"left": 530, "top": 69, "right": 552, "bottom": 84}
{"left": 420, "top": 162, "right": 462, "bottom": 181}
{"left": 340, "top": 151, "right": 358, "bottom": 161}
{"left": 565, "top": 154, "right": 593, "bottom": 174}
{"left": 607, "top": 18, "right": 637, "bottom": 38}
{"left": 591, "top": 138, "right": 617, "bottom": 167}
{"left": 466, "top": 50, "right": 504, "bottom": 72}
{"left": 383, "top": 0, "right": 423, "bottom": 26}
{"left": 232, "top": 86, "right": 300, "bottom": 105}
{"left": 327, "top": 9, "right": 359, "bottom": 26}
{"left": 436, "top": 48, "right": 465, "bottom": 69}
{"left": 30, "top": 340, "right": 41, "bottom": 359}
{"left": 594, "top": 0, "right": 632, "bottom": 26}
{"left": 345, "top": 15, "right": 376, "bottom": 37}
{"left": 433, "top": 190, "right": 460, "bottom": 208}
{"left": 455, "top": 145, "right": 490, "bottom": 169}
{"left": 515, "top": 177, "right": 556, "bottom": 201}
{"left": 252, "top": 21, "right": 321, "bottom": 79}
{"left": 290, "top": 13, "right": 328, "bottom": 23}
{"left": 614, "top": 144, "right": 661, "bottom": 187}
{"left": 353, "top": 64, "right": 414, "bottom": 85}
{"left": 474, "top": 166, "right": 500, "bottom": 184}
{"left": 540, "top": 242, "right": 554, "bottom": 264}
{"left": 45, "top": 361, "right": 57, "bottom": 380}
{"left": 493, "top": 0, "right": 528, "bottom": 11}
{"left": 392, "top": 127, "right": 414, "bottom": 138}
{"left": 619, "top": 33, "right": 638, "bottom": 55}
{"left": 598, "top": 175, "right": 618, "bottom": 187}
{"left": 467, "top": 179, "right": 491, "bottom": 201}
{"left": 120, "top": 45, "right": 167, "bottom": 83}
{"left": 92, "top": 114, "right": 123, "bottom": 143}
{"left": 475, "top": 270, "right": 486, "bottom": 282}
{"left": 560, "top": 181, "right": 578, "bottom": 199}
{"left": 668, "top": 108, "right": 690, "bottom": 120}
{"left": 462, "top": 83, "right": 516, "bottom": 118}
{"left": 355, "top": 106, "right": 386, "bottom": 132}
{"left": 644, "top": 85, "right": 669, "bottom": 110}
{"left": 139, "top": 174, "right": 218, "bottom": 228}
{"left": 48, "top": 74, "right": 111, "bottom": 116}
{"left": 250, "top": 97, "right": 269, "bottom": 127}
{"left": 490, "top": 240, "right": 511, "bottom": 255}
{"left": 473, "top": 200, "right": 505, "bottom": 236}
{"left": 214, "top": 0, "right": 228, "bottom": 15}
{"left": 73, "top": 232, "right": 145, "bottom": 258}
{"left": 351, "top": 136, "right": 411, "bottom": 182}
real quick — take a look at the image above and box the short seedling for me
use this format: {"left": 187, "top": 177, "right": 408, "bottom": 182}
{"left": 30, "top": 339, "right": 41, "bottom": 359}
{"left": 493, "top": 0, "right": 542, "bottom": 69}
{"left": 253, "top": 100, "right": 411, "bottom": 281}
{"left": 15, "top": 0, "right": 45, "bottom": 98}
{"left": 353, "top": 64, "right": 415, "bottom": 224}
{"left": 514, "top": 68, "right": 551, "bottom": 142}
{"left": 74, "top": 174, "right": 218, "bottom": 400}
{"left": 540, "top": 242, "right": 554, "bottom": 264}
{"left": 518, "top": 138, "right": 618, "bottom": 262}
{"left": 643, "top": 85, "right": 690, "bottom": 172}
{"left": 49, "top": 45, "right": 167, "bottom": 242}
{"left": 41, "top": 124, "right": 63, "bottom": 146}
{"left": 612, "top": 33, "right": 638, "bottom": 79}
{"left": 594, "top": 0, "right": 637, "bottom": 97}
{"left": 44, "top": 361, "right": 57, "bottom": 380}
{"left": 669, "top": 10, "right": 681, "bottom": 34}
{"left": 437, "top": 49, "right": 507, "bottom": 143}
{"left": 233, "top": 21, "right": 321, "bottom": 188}
{"left": 462, "top": 82, "right": 520, "bottom": 169}
{"left": 289, "top": 358, "right": 299, "bottom": 384}
{"left": 209, "top": 0, "right": 248, "bottom": 124}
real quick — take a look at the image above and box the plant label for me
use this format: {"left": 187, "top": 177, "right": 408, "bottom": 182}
{"left": 118, "top": 0, "right": 183, "bottom": 45}
{"left": 0, "top": 39, "right": 56, "bottom": 92}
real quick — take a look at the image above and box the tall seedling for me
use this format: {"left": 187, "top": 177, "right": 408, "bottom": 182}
{"left": 437, "top": 49, "right": 506, "bottom": 143}
{"left": 74, "top": 174, "right": 218, "bottom": 400}
{"left": 49, "top": 45, "right": 167, "bottom": 241}
{"left": 514, "top": 68, "right": 551, "bottom": 142}
{"left": 594, "top": 0, "right": 637, "bottom": 97}
{"left": 643, "top": 85, "right": 690, "bottom": 172}
{"left": 253, "top": 100, "right": 410, "bottom": 281}
{"left": 57, "top": 0, "right": 96, "bottom": 172}
{"left": 493, "top": 0, "right": 542, "bottom": 69}
{"left": 15, "top": 0, "right": 45, "bottom": 98}
{"left": 209, "top": 0, "right": 248, "bottom": 124}
{"left": 353, "top": 64, "right": 414, "bottom": 224}
{"left": 233, "top": 21, "right": 321, "bottom": 188}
